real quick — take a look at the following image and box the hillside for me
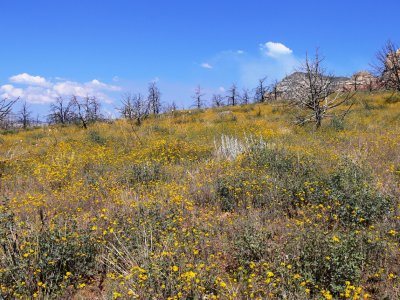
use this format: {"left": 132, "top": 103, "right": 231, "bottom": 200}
{"left": 0, "top": 92, "right": 399, "bottom": 299}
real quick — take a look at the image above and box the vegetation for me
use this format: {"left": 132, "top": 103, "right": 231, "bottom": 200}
{"left": 0, "top": 91, "right": 399, "bottom": 299}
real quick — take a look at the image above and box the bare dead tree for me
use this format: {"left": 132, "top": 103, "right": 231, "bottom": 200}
{"left": 148, "top": 81, "right": 161, "bottom": 114}
{"left": 254, "top": 77, "right": 269, "bottom": 103}
{"left": 70, "top": 96, "right": 88, "bottom": 129}
{"left": 289, "top": 50, "right": 355, "bottom": 129}
{"left": 0, "top": 97, "right": 18, "bottom": 126}
{"left": 352, "top": 73, "right": 360, "bottom": 91}
{"left": 118, "top": 93, "right": 135, "bottom": 120}
{"left": 373, "top": 40, "right": 400, "bottom": 92}
{"left": 163, "top": 101, "right": 177, "bottom": 113}
{"left": 269, "top": 80, "right": 279, "bottom": 101}
{"left": 212, "top": 94, "right": 225, "bottom": 107}
{"left": 48, "top": 96, "right": 75, "bottom": 124}
{"left": 366, "top": 76, "right": 375, "bottom": 92}
{"left": 192, "top": 85, "right": 205, "bottom": 109}
{"left": 226, "top": 83, "right": 240, "bottom": 106}
{"left": 70, "top": 95, "right": 102, "bottom": 129}
{"left": 240, "top": 88, "right": 251, "bottom": 105}
{"left": 18, "top": 101, "right": 32, "bottom": 129}
{"left": 83, "top": 96, "right": 102, "bottom": 122}
{"left": 118, "top": 93, "right": 149, "bottom": 126}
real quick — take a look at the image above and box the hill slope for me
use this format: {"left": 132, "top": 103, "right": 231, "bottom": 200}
{"left": 0, "top": 92, "right": 399, "bottom": 299}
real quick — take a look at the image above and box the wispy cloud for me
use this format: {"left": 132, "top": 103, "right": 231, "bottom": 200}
{"left": 201, "top": 63, "right": 213, "bottom": 69}
{"left": 199, "top": 41, "right": 300, "bottom": 88}
{"left": 1, "top": 73, "right": 121, "bottom": 104}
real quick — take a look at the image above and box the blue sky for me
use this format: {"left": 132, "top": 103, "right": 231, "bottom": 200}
{"left": 1, "top": 0, "right": 399, "bottom": 116}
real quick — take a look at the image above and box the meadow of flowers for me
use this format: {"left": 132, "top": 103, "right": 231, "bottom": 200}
{"left": 0, "top": 92, "right": 399, "bottom": 299}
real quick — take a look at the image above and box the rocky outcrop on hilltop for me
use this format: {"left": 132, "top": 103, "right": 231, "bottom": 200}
{"left": 274, "top": 72, "right": 350, "bottom": 100}
{"left": 344, "top": 71, "right": 381, "bottom": 92}
{"left": 273, "top": 71, "right": 381, "bottom": 100}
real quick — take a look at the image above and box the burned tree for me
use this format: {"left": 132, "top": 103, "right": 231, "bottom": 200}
{"left": 269, "top": 80, "right": 279, "bottom": 101}
{"left": 148, "top": 81, "right": 161, "bottom": 114}
{"left": 373, "top": 40, "right": 400, "bottom": 91}
{"left": 0, "top": 97, "right": 18, "bottom": 126}
{"left": 212, "top": 94, "right": 225, "bottom": 107}
{"left": 118, "top": 93, "right": 149, "bottom": 126}
{"left": 70, "top": 96, "right": 87, "bottom": 129}
{"left": 70, "top": 95, "right": 102, "bottom": 129}
{"left": 254, "top": 77, "right": 269, "bottom": 103}
{"left": 192, "top": 85, "right": 205, "bottom": 109}
{"left": 241, "top": 88, "right": 251, "bottom": 105}
{"left": 226, "top": 83, "right": 239, "bottom": 106}
{"left": 84, "top": 96, "right": 102, "bottom": 122}
{"left": 289, "top": 50, "right": 354, "bottom": 129}
{"left": 48, "top": 97, "right": 75, "bottom": 124}
{"left": 351, "top": 73, "right": 361, "bottom": 91}
{"left": 18, "top": 101, "right": 32, "bottom": 129}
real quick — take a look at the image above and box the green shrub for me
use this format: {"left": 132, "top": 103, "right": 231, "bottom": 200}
{"left": 123, "top": 161, "right": 163, "bottom": 185}
{"left": 229, "top": 216, "right": 272, "bottom": 265}
{"left": 326, "top": 161, "right": 391, "bottom": 226}
{"left": 294, "top": 229, "right": 385, "bottom": 296}
{"left": 330, "top": 117, "right": 345, "bottom": 131}
{"left": 215, "top": 174, "right": 247, "bottom": 212}
{"left": 241, "top": 145, "right": 392, "bottom": 226}
{"left": 245, "top": 145, "right": 295, "bottom": 173}
{"left": 0, "top": 129, "right": 17, "bottom": 135}
{"left": 0, "top": 205, "right": 98, "bottom": 298}
{"left": 147, "top": 125, "right": 170, "bottom": 134}
{"left": 87, "top": 130, "right": 107, "bottom": 145}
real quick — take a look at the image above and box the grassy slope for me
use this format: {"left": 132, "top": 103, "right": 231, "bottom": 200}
{"left": 0, "top": 92, "right": 399, "bottom": 299}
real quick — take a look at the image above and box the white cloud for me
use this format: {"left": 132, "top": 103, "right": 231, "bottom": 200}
{"left": 261, "top": 42, "right": 293, "bottom": 58}
{"left": 53, "top": 81, "right": 88, "bottom": 97}
{"left": 218, "top": 86, "right": 226, "bottom": 92}
{"left": 0, "top": 84, "right": 24, "bottom": 98}
{"left": 237, "top": 50, "right": 245, "bottom": 54}
{"left": 10, "top": 73, "right": 49, "bottom": 87}
{"left": 201, "top": 63, "right": 213, "bottom": 69}
{"left": 1, "top": 74, "right": 122, "bottom": 104}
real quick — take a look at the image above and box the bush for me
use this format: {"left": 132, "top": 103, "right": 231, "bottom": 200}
{"left": 294, "top": 229, "right": 385, "bottom": 296}
{"left": 215, "top": 174, "right": 247, "bottom": 212}
{"left": 330, "top": 117, "right": 345, "bottom": 131}
{"left": 123, "top": 161, "right": 163, "bottom": 185}
{"left": 87, "top": 130, "right": 107, "bottom": 145}
{"left": 242, "top": 146, "right": 392, "bottom": 227}
{"left": 0, "top": 204, "right": 98, "bottom": 298}
{"left": 326, "top": 161, "right": 391, "bottom": 226}
{"left": 229, "top": 216, "right": 273, "bottom": 266}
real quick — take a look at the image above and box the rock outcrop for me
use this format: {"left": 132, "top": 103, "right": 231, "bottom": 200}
{"left": 344, "top": 71, "right": 380, "bottom": 92}
{"left": 273, "top": 71, "right": 381, "bottom": 100}
{"left": 274, "top": 72, "right": 350, "bottom": 100}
